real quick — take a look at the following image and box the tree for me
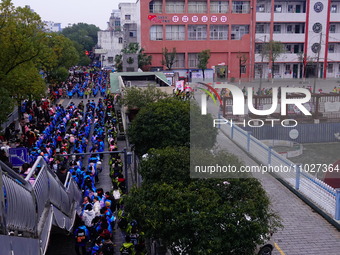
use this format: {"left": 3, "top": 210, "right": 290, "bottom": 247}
{"left": 121, "top": 85, "right": 169, "bottom": 110}
{"left": 161, "top": 47, "right": 177, "bottom": 70}
{"left": 261, "top": 41, "right": 284, "bottom": 81}
{"left": 128, "top": 98, "right": 217, "bottom": 156}
{"left": 128, "top": 98, "right": 190, "bottom": 156}
{"left": 61, "top": 23, "right": 100, "bottom": 66}
{"left": 139, "top": 147, "right": 191, "bottom": 185}
{"left": 38, "top": 33, "right": 79, "bottom": 83}
{"left": 197, "top": 49, "right": 211, "bottom": 80}
{"left": 117, "top": 43, "right": 152, "bottom": 70}
{"left": 114, "top": 54, "right": 123, "bottom": 72}
{"left": 125, "top": 175, "right": 281, "bottom": 254}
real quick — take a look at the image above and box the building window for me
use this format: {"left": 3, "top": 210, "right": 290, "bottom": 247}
{"left": 287, "top": 25, "right": 293, "bottom": 33}
{"left": 166, "top": 0, "right": 185, "bottom": 13}
{"left": 150, "top": 25, "right": 163, "bottom": 40}
{"left": 173, "top": 53, "right": 185, "bottom": 68}
{"left": 257, "top": 4, "right": 265, "bottom": 13}
{"left": 119, "top": 37, "right": 123, "bottom": 43}
{"left": 232, "top": 1, "right": 250, "bottom": 14}
{"left": 115, "top": 20, "right": 121, "bottom": 27}
{"left": 273, "top": 64, "right": 280, "bottom": 74}
{"left": 166, "top": 25, "right": 185, "bottom": 40}
{"left": 288, "top": 5, "right": 294, "bottom": 13}
{"left": 210, "top": 25, "right": 228, "bottom": 40}
{"left": 329, "top": 44, "right": 335, "bottom": 53}
{"left": 129, "top": 31, "right": 136, "bottom": 37}
{"left": 285, "top": 44, "right": 292, "bottom": 53}
{"left": 240, "top": 65, "right": 246, "bottom": 74}
{"left": 188, "top": 25, "right": 207, "bottom": 40}
{"left": 285, "top": 64, "right": 291, "bottom": 73}
{"left": 188, "top": 1, "right": 207, "bottom": 13}
{"left": 149, "top": 0, "right": 162, "bottom": 13}
{"left": 188, "top": 53, "right": 198, "bottom": 68}
{"left": 255, "top": 44, "right": 263, "bottom": 54}
{"left": 125, "top": 15, "right": 131, "bottom": 20}
{"left": 108, "top": 57, "right": 114, "bottom": 63}
{"left": 273, "top": 24, "right": 281, "bottom": 33}
{"left": 256, "top": 24, "right": 265, "bottom": 33}
{"left": 331, "top": 5, "right": 337, "bottom": 13}
{"left": 210, "top": 1, "right": 228, "bottom": 13}
{"left": 274, "top": 5, "right": 282, "bottom": 13}
{"left": 231, "top": 25, "right": 249, "bottom": 40}
{"left": 328, "top": 63, "right": 334, "bottom": 73}
{"left": 330, "top": 24, "right": 336, "bottom": 33}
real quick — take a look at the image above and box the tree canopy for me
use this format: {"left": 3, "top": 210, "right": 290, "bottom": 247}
{"left": 197, "top": 49, "right": 211, "bottom": 80}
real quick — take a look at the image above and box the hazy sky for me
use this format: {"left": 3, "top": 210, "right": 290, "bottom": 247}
{"left": 11, "top": 0, "right": 134, "bottom": 29}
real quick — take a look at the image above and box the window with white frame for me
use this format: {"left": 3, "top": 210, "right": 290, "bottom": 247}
{"left": 125, "top": 15, "right": 131, "bottom": 20}
{"left": 285, "top": 64, "right": 291, "bottom": 73}
{"left": 288, "top": 5, "right": 294, "bottom": 13}
{"left": 273, "top": 24, "right": 281, "bottom": 33}
{"left": 188, "top": 25, "right": 207, "bottom": 40}
{"left": 149, "top": 0, "right": 162, "bottom": 13}
{"left": 188, "top": 53, "right": 198, "bottom": 68}
{"left": 118, "top": 37, "right": 123, "bottom": 44}
{"left": 285, "top": 44, "right": 292, "bottom": 53}
{"left": 255, "top": 44, "right": 263, "bottom": 54}
{"left": 330, "top": 24, "right": 336, "bottom": 33}
{"left": 188, "top": 1, "right": 207, "bottom": 13}
{"left": 210, "top": 1, "right": 228, "bottom": 13}
{"left": 274, "top": 4, "right": 282, "bottom": 13}
{"left": 328, "top": 63, "right": 334, "bottom": 73}
{"left": 256, "top": 3, "right": 265, "bottom": 12}
{"left": 166, "top": 25, "right": 185, "bottom": 40}
{"left": 287, "top": 25, "right": 293, "bottom": 33}
{"left": 240, "top": 65, "right": 246, "bottom": 74}
{"left": 166, "top": 0, "right": 185, "bottom": 13}
{"left": 331, "top": 4, "right": 337, "bottom": 13}
{"left": 172, "top": 53, "right": 185, "bottom": 68}
{"left": 273, "top": 64, "right": 280, "bottom": 74}
{"left": 231, "top": 25, "right": 249, "bottom": 40}
{"left": 256, "top": 24, "right": 265, "bottom": 33}
{"left": 150, "top": 25, "right": 163, "bottom": 40}
{"left": 232, "top": 1, "right": 250, "bottom": 13}
{"left": 210, "top": 25, "right": 228, "bottom": 40}
{"left": 329, "top": 44, "right": 335, "bottom": 53}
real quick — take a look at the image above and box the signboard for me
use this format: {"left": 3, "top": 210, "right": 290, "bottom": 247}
{"left": 9, "top": 148, "right": 28, "bottom": 167}
{"left": 94, "top": 49, "right": 108, "bottom": 54}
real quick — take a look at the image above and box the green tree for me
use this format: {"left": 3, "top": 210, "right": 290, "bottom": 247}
{"left": 161, "top": 47, "right": 177, "bottom": 70}
{"left": 261, "top": 40, "right": 284, "bottom": 81}
{"left": 38, "top": 33, "right": 79, "bottom": 83}
{"left": 61, "top": 23, "right": 100, "bottom": 65}
{"left": 121, "top": 85, "right": 169, "bottom": 110}
{"left": 128, "top": 98, "right": 190, "bottom": 155}
{"left": 125, "top": 178, "right": 281, "bottom": 255}
{"left": 197, "top": 49, "right": 211, "bottom": 80}
{"left": 139, "top": 147, "right": 191, "bottom": 185}
{"left": 118, "top": 43, "right": 152, "bottom": 70}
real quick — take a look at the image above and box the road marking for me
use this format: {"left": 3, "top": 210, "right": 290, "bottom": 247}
{"left": 274, "top": 242, "right": 286, "bottom": 255}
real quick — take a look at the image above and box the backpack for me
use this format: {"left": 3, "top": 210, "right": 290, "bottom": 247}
{"left": 120, "top": 245, "right": 133, "bottom": 255}
{"left": 113, "top": 190, "right": 121, "bottom": 200}
{"left": 76, "top": 228, "right": 86, "bottom": 243}
{"left": 102, "top": 241, "right": 115, "bottom": 255}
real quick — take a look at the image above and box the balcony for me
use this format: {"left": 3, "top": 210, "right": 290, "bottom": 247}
{"left": 327, "top": 53, "right": 340, "bottom": 61}
{"left": 273, "top": 33, "right": 305, "bottom": 42}
{"left": 255, "top": 53, "right": 300, "bottom": 63}
{"left": 330, "top": 12, "right": 340, "bottom": 22}
{"left": 274, "top": 13, "right": 306, "bottom": 22}
{"left": 256, "top": 12, "right": 271, "bottom": 22}
{"left": 329, "top": 33, "right": 340, "bottom": 42}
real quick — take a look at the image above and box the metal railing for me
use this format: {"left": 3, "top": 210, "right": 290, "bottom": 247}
{"left": 0, "top": 155, "right": 83, "bottom": 255}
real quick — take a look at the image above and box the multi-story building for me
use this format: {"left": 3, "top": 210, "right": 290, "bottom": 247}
{"left": 96, "top": 3, "right": 139, "bottom": 68}
{"left": 44, "top": 21, "right": 62, "bottom": 33}
{"left": 138, "top": 0, "right": 340, "bottom": 80}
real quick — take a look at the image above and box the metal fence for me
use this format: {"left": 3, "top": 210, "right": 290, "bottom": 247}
{"left": 218, "top": 122, "right": 340, "bottom": 220}
{"left": 0, "top": 155, "right": 82, "bottom": 255}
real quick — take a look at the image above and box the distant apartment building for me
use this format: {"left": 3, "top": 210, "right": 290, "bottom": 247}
{"left": 96, "top": 3, "right": 139, "bottom": 68}
{"left": 138, "top": 0, "right": 340, "bottom": 80}
{"left": 44, "top": 21, "right": 62, "bottom": 32}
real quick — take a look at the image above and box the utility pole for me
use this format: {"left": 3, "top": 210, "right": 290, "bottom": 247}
{"left": 313, "top": 32, "right": 322, "bottom": 94}
{"left": 259, "top": 35, "right": 266, "bottom": 93}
